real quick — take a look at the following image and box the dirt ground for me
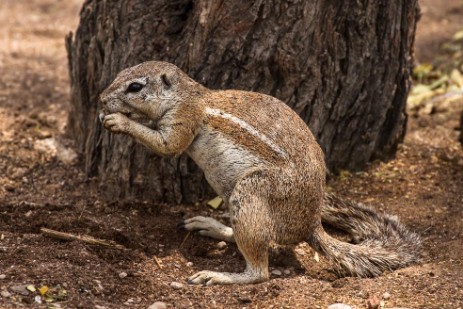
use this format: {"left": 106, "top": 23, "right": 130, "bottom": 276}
{"left": 1, "top": 0, "right": 463, "bottom": 308}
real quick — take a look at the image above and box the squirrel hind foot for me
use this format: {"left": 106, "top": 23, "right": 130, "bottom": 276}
{"left": 188, "top": 269, "right": 268, "bottom": 286}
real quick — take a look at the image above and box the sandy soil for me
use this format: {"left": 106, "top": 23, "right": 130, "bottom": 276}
{"left": 0, "top": 0, "right": 462, "bottom": 308}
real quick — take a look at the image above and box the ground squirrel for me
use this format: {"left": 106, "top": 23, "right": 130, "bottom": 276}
{"left": 99, "top": 61, "right": 421, "bottom": 285}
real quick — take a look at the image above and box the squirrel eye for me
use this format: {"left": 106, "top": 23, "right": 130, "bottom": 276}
{"left": 126, "top": 82, "right": 144, "bottom": 93}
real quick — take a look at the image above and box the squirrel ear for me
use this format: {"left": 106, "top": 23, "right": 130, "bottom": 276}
{"left": 160, "top": 74, "right": 172, "bottom": 89}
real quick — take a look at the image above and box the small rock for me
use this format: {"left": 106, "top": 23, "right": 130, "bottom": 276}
{"left": 331, "top": 278, "right": 347, "bottom": 288}
{"left": 294, "top": 247, "right": 305, "bottom": 256}
{"left": 382, "top": 291, "right": 391, "bottom": 300}
{"left": 34, "top": 295, "right": 42, "bottom": 304}
{"left": 4, "top": 184, "right": 15, "bottom": 192}
{"left": 119, "top": 272, "right": 128, "bottom": 279}
{"left": 328, "top": 304, "right": 353, "bottom": 309}
{"left": 206, "top": 248, "right": 224, "bottom": 257}
{"left": 186, "top": 262, "right": 193, "bottom": 267}
{"left": 148, "top": 302, "right": 167, "bottom": 309}
{"left": 10, "top": 285, "right": 30, "bottom": 296}
{"left": 170, "top": 281, "right": 183, "bottom": 290}
{"left": 271, "top": 269, "right": 282, "bottom": 276}
{"left": 36, "top": 129, "right": 52, "bottom": 139}
{"left": 1, "top": 290, "right": 11, "bottom": 298}
{"left": 367, "top": 295, "right": 381, "bottom": 309}
{"left": 215, "top": 241, "right": 227, "bottom": 249}
{"left": 94, "top": 279, "right": 104, "bottom": 291}
{"left": 0, "top": 274, "right": 6, "bottom": 280}
{"left": 238, "top": 295, "right": 252, "bottom": 303}
{"left": 283, "top": 269, "right": 291, "bottom": 275}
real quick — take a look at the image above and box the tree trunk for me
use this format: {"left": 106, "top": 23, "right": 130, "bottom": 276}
{"left": 66, "top": 0, "right": 420, "bottom": 203}
{"left": 460, "top": 111, "right": 463, "bottom": 145}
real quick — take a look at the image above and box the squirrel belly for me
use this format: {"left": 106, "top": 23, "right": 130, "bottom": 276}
{"left": 100, "top": 61, "right": 421, "bottom": 285}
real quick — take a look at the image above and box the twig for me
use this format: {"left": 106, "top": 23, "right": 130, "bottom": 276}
{"left": 179, "top": 231, "right": 191, "bottom": 249}
{"left": 153, "top": 255, "right": 163, "bottom": 270}
{"left": 40, "top": 227, "right": 125, "bottom": 249}
{"left": 427, "top": 89, "right": 463, "bottom": 104}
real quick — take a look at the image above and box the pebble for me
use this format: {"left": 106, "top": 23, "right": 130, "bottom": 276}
{"left": 238, "top": 295, "right": 252, "bottom": 303}
{"left": 216, "top": 241, "right": 227, "bottom": 249}
{"left": 119, "top": 272, "right": 128, "bottom": 279}
{"left": 283, "top": 269, "right": 291, "bottom": 275}
{"left": 382, "top": 291, "right": 391, "bottom": 300}
{"left": 148, "top": 302, "right": 167, "bottom": 309}
{"left": 170, "top": 281, "right": 184, "bottom": 290}
{"left": 34, "top": 295, "right": 42, "bottom": 304}
{"left": 294, "top": 247, "right": 305, "bottom": 256}
{"left": 0, "top": 274, "right": 6, "bottom": 280}
{"left": 367, "top": 295, "right": 380, "bottom": 309}
{"left": 4, "top": 184, "right": 15, "bottom": 192}
{"left": 186, "top": 262, "right": 193, "bottom": 267}
{"left": 328, "top": 304, "right": 352, "bottom": 309}
{"left": 271, "top": 269, "right": 282, "bottom": 276}
{"left": 1, "top": 290, "right": 11, "bottom": 298}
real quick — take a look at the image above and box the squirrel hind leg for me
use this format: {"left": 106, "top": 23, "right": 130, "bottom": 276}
{"left": 187, "top": 214, "right": 270, "bottom": 285}
{"left": 188, "top": 173, "right": 273, "bottom": 285}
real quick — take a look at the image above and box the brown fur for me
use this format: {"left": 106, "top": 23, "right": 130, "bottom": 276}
{"left": 99, "top": 61, "right": 421, "bottom": 285}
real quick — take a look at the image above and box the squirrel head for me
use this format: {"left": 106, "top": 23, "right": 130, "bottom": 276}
{"left": 99, "top": 61, "right": 196, "bottom": 123}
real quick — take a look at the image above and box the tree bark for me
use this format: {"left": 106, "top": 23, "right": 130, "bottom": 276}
{"left": 66, "top": 0, "right": 420, "bottom": 203}
{"left": 460, "top": 111, "right": 463, "bottom": 145}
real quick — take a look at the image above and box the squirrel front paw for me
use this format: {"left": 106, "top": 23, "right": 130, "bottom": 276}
{"left": 103, "top": 113, "right": 131, "bottom": 134}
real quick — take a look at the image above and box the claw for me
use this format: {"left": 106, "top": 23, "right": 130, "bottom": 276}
{"left": 99, "top": 111, "right": 106, "bottom": 123}
{"left": 177, "top": 221, "right": 186, "bottom": 231}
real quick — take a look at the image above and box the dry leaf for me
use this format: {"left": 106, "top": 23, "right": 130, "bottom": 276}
{"left": 39, "top": 286, "right": 49, "bottom": 296}
{"left": 26, "top": 285, "right": 36, "bottom": 292}
{"left": 452, "top": 29, "right": 463, "bottom": 41}
{"left": 450, "top": 69, "right": 463, "bottom": 88}
{"left": 207, "top": 196, "right": 223, "bottom": 209}
{"left": 339, "top": 170, "right": 352, "bottom": 180}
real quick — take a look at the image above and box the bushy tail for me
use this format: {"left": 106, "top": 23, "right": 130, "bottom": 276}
{"left": 307, "top": 193, "right": 421, "bottom": 277}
